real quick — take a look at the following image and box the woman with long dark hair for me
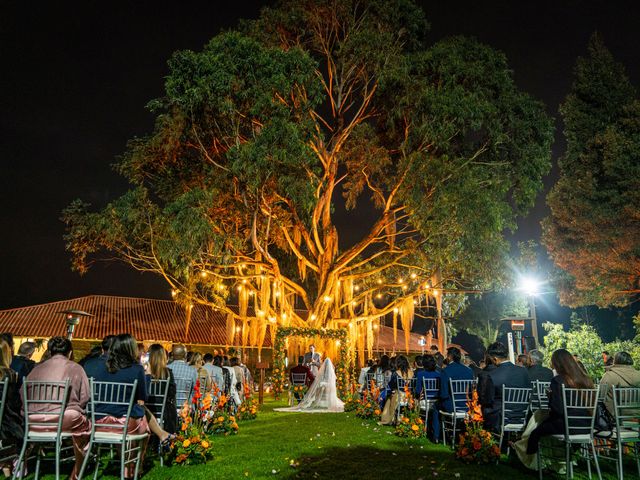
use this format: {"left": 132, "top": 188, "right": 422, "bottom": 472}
{"left": 514, "top": 349, "right": 595, "bottom": 469}
{"left": 0, "top": 338, "right": 23, "bottom": 477}
{"left": 380, "top": 355, "right": 414, "bottom": 425}
{"left": 147, "top": 344, "right": 177, "bottom": 434}
{"left": 91, "top": 334, "right": 173, "bottom": 477}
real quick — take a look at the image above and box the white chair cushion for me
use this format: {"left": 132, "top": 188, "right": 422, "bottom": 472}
{"left": 94, "top": 432, "right": 149, "bottom": 442}
{"left": 27, "top": 431, "right": 72, "bottom": 440}
{"left": 550, "top": 434, "right": 592, "bottom": 443}
{"left": 504, "top": 423, "right": 526, "bottom": 431}
{"left": 610, "top": 429, "right": 640, "bottom": 440}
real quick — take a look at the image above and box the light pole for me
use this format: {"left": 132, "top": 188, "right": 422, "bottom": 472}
{"left": 520, "top": 277, "right": 540, "bottom": 349}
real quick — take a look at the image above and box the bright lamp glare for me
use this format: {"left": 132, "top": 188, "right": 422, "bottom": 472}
{"left": 521, "top": 277, "right": 539, "bottom": 296}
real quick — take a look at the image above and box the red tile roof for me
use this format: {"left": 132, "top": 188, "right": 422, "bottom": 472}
{"left": 0, "top": 295, "right": 431, "bottom": 352}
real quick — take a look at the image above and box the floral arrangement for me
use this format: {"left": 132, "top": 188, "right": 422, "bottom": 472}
{"left": 237, "top": 383, "right": 259, "bottom": 421}
{"left": 343, "top": 383, "right": 360, "bottom": 412}
{"left": 209, "top": 391, "right": 239, "bottom": 435}
{"left": 355, "top": 381, "right": 382, "bottom": 420}
{"left": 455, "top": 390, "right": 500, "bottom": 463}
{"left": 394, "top": 386, "right": 424, "bottom": 438}
{"left": 273, "top": 327, "right": 350, "bottom": 398}
{"left": 173, "top": 381, "right": 214, "bottom": 465}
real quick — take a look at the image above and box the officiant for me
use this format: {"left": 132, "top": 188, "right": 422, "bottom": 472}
{"left": 303, "top": 344, "right": 321, "bottom": 376}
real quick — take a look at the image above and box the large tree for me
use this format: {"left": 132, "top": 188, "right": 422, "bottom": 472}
{"left": 63, "top": 0, "right": 552, "bottom": 354}
{"left": 542, "top": 34, "right": 640, "bottom": 307}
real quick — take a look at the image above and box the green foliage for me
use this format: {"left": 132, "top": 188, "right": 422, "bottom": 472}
{"left": 63, "top": 0, "right": 553, "bottom": 329}
{"left": 543, "top": 34, "right": 640, "bottom": 307}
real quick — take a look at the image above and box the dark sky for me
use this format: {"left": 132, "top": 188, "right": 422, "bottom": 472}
{"left": 1, "top": 1, "right": 639, "bottom": 330}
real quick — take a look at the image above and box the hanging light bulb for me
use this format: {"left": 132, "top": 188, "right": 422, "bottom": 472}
{"left": 410, "top": 272, "right": 417, "bottom": 279}
{"left": 323, "top": 295, "right": 332, "bottom": 302}
{"left": 393, "top": 307, "right": 399, "bottom": 313}
{"left": 200, "top": 271, "right": 208, "bottom": 278}
{"left": 377, "top": 278, "right": 383, "bottom": 284}
{"left": 310, "top": 314, "right": 316, "bottom": 320}
{"left": 376, "top": 293, "right": 382, "bottom": 299}
{"left": 354, "top": 285, "right": 360, "bottom": 291}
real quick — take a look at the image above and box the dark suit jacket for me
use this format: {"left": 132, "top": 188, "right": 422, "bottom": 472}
{"left": 290, "top": 364, "right": 314, "bottom": 386}
{"left": 527, "top": 364, "right": 554, "bottom": 383}
{"left": 10, "top": 355, "right": 35, "bottom": 383}
{"left": 478, "top": 361, "right": 530, "bottom": 431}
{"left": 439, "top": 361, "right": 474, "bottom": 412}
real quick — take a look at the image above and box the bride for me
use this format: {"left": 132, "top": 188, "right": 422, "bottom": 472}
{"left": 275, "top": 358, "right": 344, "bottom": 413}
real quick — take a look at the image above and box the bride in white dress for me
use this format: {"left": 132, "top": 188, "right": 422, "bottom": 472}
{"left": 275, "top": 358, "right": 344, "bottom": 413}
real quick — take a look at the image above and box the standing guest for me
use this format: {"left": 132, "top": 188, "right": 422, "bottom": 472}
{"left": 0, "top": 338, "right": 23, "bottom": 476}
{"left": 527, "top": 350, "right": 554, "bottom": 382}
{"left": 91, "top": 334, "right": 173, "bottom": 477}
{"left": 189, "top": 352, "right": 212, "bottom": 391}
{"left": 289, "top": 356, "right": 314, "bottom": 403}
{"left": 358, "top": 359, "right": 375, "bottom": 390}
{"left": 516, "top": 354, "right": 529, "bottom": 367}
{"left": 25, "top": 337, "right": 91, "bottom": 480}
{"left": 430, "top": 345, "right": 445, "bottom": 369}
{"left": 167, "top": 344, "right": 197, "bottom": 401}
{"left": 11, "top": 341, "right": 36, "bottom": 382}
{"left": 203, "top": 353, "right": 225, "bottom": 390}
{"left": 146, "top": 344, "right": 177, "bottom": 434}
{"left": 240, "top": 357, "right": 254, "bottom": 390}
{"left": 438, "top": 347, "right": 474, "bottom": 414}
{"left": 222, "top": 357, "right": 241, "bottom": 406}
{"left": 478, "top": 342, "right": 530, "bottom": 432}
{"left": 599, "top": 351, "right": 640, "bottom": 416}
{"left": 380, "top": 355, "right": 414, "bottom": 425}
{"left": 83, "top": 335, "right": 116, "bottom": 379}
{"left": 230, "top": 357, "right": 246, "bottom": 400}
{"left": 515, "top": 349, "right": 595, "bottom": 467}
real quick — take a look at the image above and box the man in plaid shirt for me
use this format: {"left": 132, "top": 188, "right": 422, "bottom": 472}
{"left": 168, "top": 344, "right": 197, "bottom": 405}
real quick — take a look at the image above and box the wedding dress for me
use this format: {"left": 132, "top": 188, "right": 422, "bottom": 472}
{"left": 275, "top": 358, "right": 344, "bottom": 413}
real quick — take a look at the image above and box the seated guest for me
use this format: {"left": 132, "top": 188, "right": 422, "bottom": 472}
{"left": 211, "top": 355, "right": 227, "bottom": 392}
{"left": 378, "top": 355, "right": 392, "bottom": 388}
{"left": 380, "top": 355, "right": 414, "bottom": 425}
{"left": 11, "top": 341, "right": 36, "bottom": 382}
{"left": 290, "top": 356, "right": 315, "bottom": 403}
{"left": 167, "top": 344, "right": 197, "bottom": 405}
{"left": 147, "top": 344, "right": 177, "bottom": 434}
{"left": 527, "top": 350, "right": 554, "bottom": 382}
{"left": 599, "top": 351, "right": 640, "bottom": 416}
{"left": 438, "top": 347, "right": 474, "bottom": 414}
{"left": 26, "top": 337, "right": 91, "bottom": 480}
{"left": 415, "top": 355, "right": 441, "bottom": 442}
{"left": 203, "top": 353, "right": 224, "bottom": 390}
{"left": 478, "top": 342, "right": 530, "bottom": 432}
{"left": 190, "top": 352, "right": 212, "bottom": 391}
{"left": 430, "top": 345, "right": 445, "bottom": 370}
{"left": 413, "top": 355, "right": 425, "bottom": 375}
{"left": 83, "top": 335, "right": 115, "bottom": 379}
{"left": 79, "top": 345, "right": 103, "bottom": 367}
{"left": 91, "top": 334, "right": 174, "bottom": 476}
{"left": 518, "top": 349, "right": 594, "bottom": 464}
{"left": 0, "top": 337, "right": 23, "bottom": 475}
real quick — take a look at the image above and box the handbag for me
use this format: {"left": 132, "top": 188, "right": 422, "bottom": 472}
{"left": 593, "top": 402, "right": 615, "bottom": 438}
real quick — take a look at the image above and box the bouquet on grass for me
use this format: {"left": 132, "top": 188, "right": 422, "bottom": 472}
{"left": 174, "top": 380, "right": 214, "bottom": 465}
{"left": 355, "top": 381, "right": 382, "bottom": 420}
{"left": 394, "top": 386, "right": 424, "bottom": 438}
{"left": 209, "top": 391, "right": 239, "bottom": 435}
{"left": 237, "top": 382, "right": 259, "bottom": 421}
{"left": 343, "top": 382, "right": 360, "bottom": 413}
{"left": 455, "top": 390, "right": 500, "bottom": 464}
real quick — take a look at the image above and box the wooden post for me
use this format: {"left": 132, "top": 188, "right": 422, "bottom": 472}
{"left": 256, "top": 362, "right": 269, "bottom": 405}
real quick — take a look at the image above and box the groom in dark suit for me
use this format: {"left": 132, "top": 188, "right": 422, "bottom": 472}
{"left": 478, "top": 342, "right": 530, "bottom": 432}
{"left": 303, "top": 344, "right": 321, "bottom": 376}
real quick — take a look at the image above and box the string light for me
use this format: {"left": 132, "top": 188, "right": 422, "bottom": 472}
{"left": 393, "top": 307, "right": 399, "bottom": 313}
{"left": 398, "top": 278, "right": 404, "bottom": 284}
{"left": 376, "top": 279, "right": 382, "bottom": 284}
{"left": 376, "top": 294, "right": 382, "bottom": 299}
{"left": 402, "top": 285, "right": 408, "bottom": 290}
{"left": 354, "top": 285, "right": 360, "bottom": 291}
{"left": 200, "top": 271, "right": 208, "bottom": 278}
{"left": 257, "top": 310, "right": 265, "bottom": 317}
{"left": 237, "top": 286, "right": 242, "bottom": 291}
{"left": 410, "top": 272, "right": 417, "bottom": 279}
{"left": 282, "top": 313, "right": 287, "bottom": 320}
{"left": 323, "top": 295, "right": 332, "bottom": 302}
{"left": 171, "top": 289, "right": 177, "bottom": 297}
{"left": 310, "top": 314, "right": 317, "bottom": 320}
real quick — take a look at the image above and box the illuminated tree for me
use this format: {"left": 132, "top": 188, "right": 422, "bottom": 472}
{"left": 543, "top": 34, "right": 640, "bottom": 307}
{"left": 63, "top": 0, "right": 552, "bottom": 355}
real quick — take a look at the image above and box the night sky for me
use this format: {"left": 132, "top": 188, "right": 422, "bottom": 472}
{"left": 2, "top": 1, "right": 639, "bottom": 331}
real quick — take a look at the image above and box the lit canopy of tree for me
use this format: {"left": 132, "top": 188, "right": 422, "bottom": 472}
{"left": 542, "top": 35, "right": 640, "bottom": 307}
{"left": 63, "top": 0, "right": 553, "bottom": 353}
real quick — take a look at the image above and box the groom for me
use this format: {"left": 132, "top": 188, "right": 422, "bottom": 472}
{"left": 303, "top": 344, "right": 321, "bottom": 376}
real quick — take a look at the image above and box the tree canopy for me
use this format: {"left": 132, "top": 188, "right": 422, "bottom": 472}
{"left": 542, "top": 34, "right": 640, "bottom": 307}
{"left": 63, "top": 0, "right": 553, "bottom": 354}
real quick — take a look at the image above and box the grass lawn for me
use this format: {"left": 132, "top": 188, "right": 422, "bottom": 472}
{"left": 26, "top": 398, "right": 630, "bottom": 480}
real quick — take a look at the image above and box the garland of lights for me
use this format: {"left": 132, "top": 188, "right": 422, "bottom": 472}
{"left": 272, "top": 327, "right": 350, "bottom": 399}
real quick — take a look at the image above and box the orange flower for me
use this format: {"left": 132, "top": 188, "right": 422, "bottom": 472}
{"left": 217, "top": 416, "right": 225, "bottom": 422}
{"left": 183, "top": 440, "right": 191, "bottom": 448}
{"left": 181, "top": 423, "right": 188, "bottom": 431}
{"left": 461, "top": 448, "right": 469, "bottom": 457}
{"left": 374, "top": 409, "right": 381, "bottom": 415}
{"left": 411, "top": 424, "right": 419, "bottom": 431}
{"left": 472, "top": 440, "right": 482, "bottom": 451}
{"left": 175, "top": 454, "right": 187, "bottom": 463}
{"left": 201, "top": 440, "right": 209, "bottom": 449}
{"left": 232, "top": 422, "right": 238, "bottom": 429}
